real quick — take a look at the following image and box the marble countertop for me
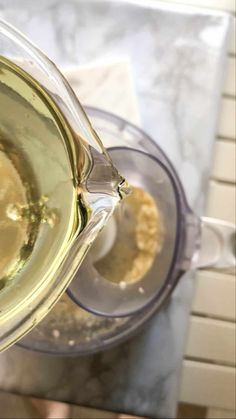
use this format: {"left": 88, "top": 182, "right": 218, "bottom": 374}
{"left": 0, "top": 1, "right": 231, "bottom": 418}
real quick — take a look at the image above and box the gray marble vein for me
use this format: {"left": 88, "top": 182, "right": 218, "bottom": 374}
{"left": 0, "top": 1, "right": 231, "bottom": 418}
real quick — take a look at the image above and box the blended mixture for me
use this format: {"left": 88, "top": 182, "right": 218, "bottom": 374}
{"left": 95, "top": 186, "right": 164, "bottom": 284}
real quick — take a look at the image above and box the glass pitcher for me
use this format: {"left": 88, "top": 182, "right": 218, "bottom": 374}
{"left": 0, "top": 20, "right": 127, "bottom": 351}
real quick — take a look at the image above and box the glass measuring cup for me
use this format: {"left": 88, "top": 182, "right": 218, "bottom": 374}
{"left": 0, "top": 21, "right": 126, "bottom": 352}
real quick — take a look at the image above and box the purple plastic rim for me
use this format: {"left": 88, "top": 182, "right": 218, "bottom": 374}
{"left": 67, "top": 145, "right": 186, "bottom": 318}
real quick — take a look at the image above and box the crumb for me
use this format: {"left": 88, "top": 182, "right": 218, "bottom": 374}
{"left": 138, "top": 287, "right": 145, "bottom": 294}
{"left": 119, "top": 281, "right": 127, "bottom": 290}
{"left": 68, "top": 340, "right": 75, "bottom": 346}
{"left": 52, "top": 329, "right": 60, "bottom": 339}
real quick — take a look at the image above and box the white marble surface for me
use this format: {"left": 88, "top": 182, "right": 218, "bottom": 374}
{"left": 0, "top": 1, "right": 231, "bottom": 418}
{"left": 65, "top": 59, "right": 141, "bottom": 124}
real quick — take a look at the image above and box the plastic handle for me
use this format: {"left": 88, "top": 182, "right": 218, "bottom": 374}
{"left": 196, "top": 217, "right": 236, "bottom": 271}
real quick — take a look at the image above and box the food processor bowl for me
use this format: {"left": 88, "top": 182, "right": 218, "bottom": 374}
{"left": 18, "top": 107, "right": 235, "bottom": 355}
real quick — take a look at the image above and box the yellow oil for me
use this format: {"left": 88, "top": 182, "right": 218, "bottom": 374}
{"left": 0, "top": 56, "right": 88, "bottom": 320}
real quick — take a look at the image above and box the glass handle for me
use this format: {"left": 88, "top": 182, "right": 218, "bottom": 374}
{"left": 195, "top": 217, "right": 236, "bottom": 271}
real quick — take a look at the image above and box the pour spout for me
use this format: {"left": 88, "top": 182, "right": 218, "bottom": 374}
{"left": 84, "top": 146, "right": 129, "bottom": 202}
{"left": 118, "top": 179, "right": 132, "bottom": 199}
